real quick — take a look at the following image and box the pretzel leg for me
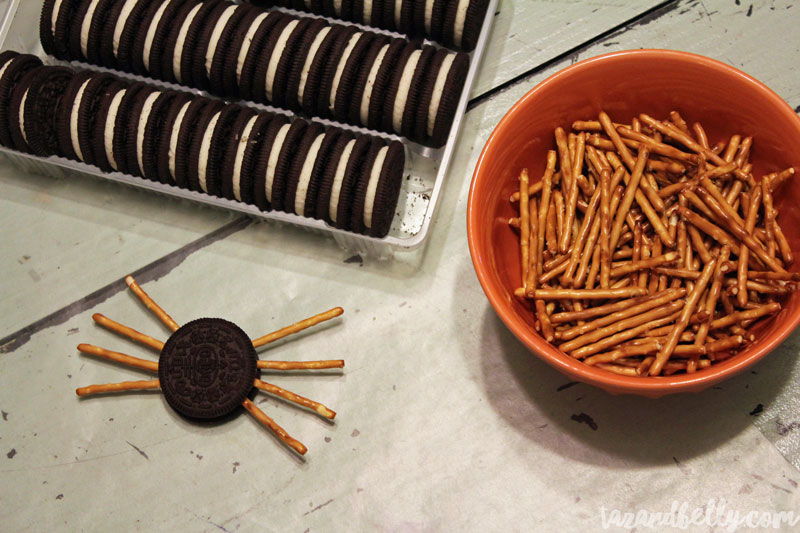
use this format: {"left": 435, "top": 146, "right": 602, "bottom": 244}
{"left": 258, "top": 360, "right": 345, "bottom": 370}
{"left": 77, "top": 344, "right": 159, "bottom": 372}
{"left": 252, "top": 307, "right": 344, "bottom": 348}
{"left": 125, "top": 275, "right": 180, "bottom": 332}
{"left": 254, "top": 379, "right": 336, "bottom": 419}
{"left": 92, "top": 314, "right": 165, "bottom": 351}
{"left": 242, "top": 398, "right": 307, "bottom": 455}
{"left": 76, "top": 379, "right": 160, "bottom": 396}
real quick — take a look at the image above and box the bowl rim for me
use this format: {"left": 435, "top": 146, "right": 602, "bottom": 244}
{"left": 467, "top": 48, "right": 800, "bottom": 394}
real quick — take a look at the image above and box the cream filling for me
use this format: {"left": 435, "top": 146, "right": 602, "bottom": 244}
{"left": 142, "top": 0, "right": 173, "bottom": 72}
{"left": 394, "top": 0, "right": 403, "bottom": 27}
{"left": 136, "top": 92, "right": 161, "bottom": 175}
{"left": 236, "top": 12, "right": 270, "bottom": 85}
{"left": 359, "top": 43, "right": 389, "bottom": 125}
{"left": 79, "top": 0, "right": 102, "bottom": 58}
{"left": 424, "top": 0, "right": 435, "bottom": 34}
{"left": 104, "top": 89, "right": 126, "bottom": 171}
{"left": 112, "top": 0, "right": 139, "bottom": 58}
{"left": 297, "top": 26, "right": 331, "bottom": 104}
{"left": 294, "top": 133, "right": 326, "bottom": 216}
{"left": 453, "top": 0, "right": 471, "bottom": 47}
{"left": 50, "top": 0, "right": 64, "bottom": 35}
{"left": 363, "top": 0, "right": 373, "bottom": 24}
{"left": 198, "top": 111, "right": 221, "bottom": 193}
{"left": 205, "top": 5, "right": 238, "bottom": 77}
{"left": 328, "top": 139, "right": 356, "bottom": 223}
{"left": 265, "top": 123, "right": 291, "bottom": 203}
{"left": 427, "top": 54, "right": 454, "bottom": 137}
{"left": 265, "top": 20, "right": 299, "bottom": 102}
{"left": 329, "top": 33, "right": 361, "bottom": 111}
{"left": 363, "top": 146, "right": 389, "bottom": 229}
{"left": 333, "top": 0, "right": 342, "bottom": 16}
{"left": 19, "top": 89, "right": 29, "bottom": 146}
{"left": 232, "top": 115, "right": 259, "bottom": 202}
{"left": 168, "top": 100, "right": 191, "bottom": 182}
{"left": 69, "top": 79, "right": 92, "bottom": 162}
{"left": 173, "top": 3, "right": 202, "bottom": 84}
{"left": 392, "top": 50, "right": 421, "bottom": 133}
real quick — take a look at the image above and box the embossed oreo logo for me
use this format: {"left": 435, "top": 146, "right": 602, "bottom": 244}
{"left": 159, "top": 318, "right": 257, "bottom": 420}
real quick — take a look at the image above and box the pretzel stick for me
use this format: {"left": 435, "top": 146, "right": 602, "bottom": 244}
{"left": 609, "top": 251, "right": 680, "bottom": 278}
{"left": 125, "top": 275, "right": 180, "bottom": 332}
{"left": 92, "top": 313, "right": 165, "bottom": 351}
{"left": 733, "top": 136, "right": 752, "bottom": 167}
{"left": 676, "top": 207, "right": 742, "bottom": 256}
{"left": 241, "top": 398, "right": 307, "bottom": 455}
{"left": 532, "top": 287, "right": 646, "bottom": 300}
{"left": 252, "top": 307, "right": 344, "bottom": 348}
{"left": 599, "top": 111, "right": 637, "bottom": 171}
{"left": 692, "top": 123, "right": 709, "bottom": 149}
{"left": 526, "top": 197, "right": 539, "bottom": 291}
{"left": 698, "top": 175, "right": 745, "bottom": 227}
{"left": 584, "top": 342, "right": 661, "bottom": 365}
{"left": 722, "top": 134, "right": 741, "bottom": 162}
{"left": 596, "top": 363, "right": 638, "bottom": 376}
{"left": 76, "top": 379, "right": 160, "bottom": 396}
{"left": 535, "top": 299, "right": 555, "bottom": 342}
{"left": 572, "top": 214, "right": 603, "bottom": 288}
{"left": 538, "top": 259, "right": 571, "bottom": 284}
{"left": 649, "top": 257, "right": 717, "bottom": 376}
{"left": 771, "top": 167, "right": 796, "bottom": 190}
{"left": 518, "top": 169, "right": 531, "bottom": 288}
{"left": 254, "top": 379, "right": 336, "bottom": 419}
{"left": 709, "top": 303, "right": 782, "bottom": 330}
{"left": 536, "top": 152, "right": 557, "bottom": 277}
{"left": 658, "top": 181, "right": 695, "bottom": 198}
{"left": 553, "top": 190, "right": 565, "bottom": 245}
{"left": 747, "top": 271, "right": 800, "bottom": 281}
{"left": 761, "top": 174, "right": 793, "bottom": 264}
{"left": 597, "top": 168, "right": 613, "bottom": 289}
{"left": 257, "top": 360, "right": 345, "bottom": 370}
{"left": 610, "top": 128, "right": 698, "bottom": 164}
{"left": 560, "top": 186, "right": 601, "bottom": 286}
{"left": 687, "top": 226, "right": 712, "bottom": 264}
{"left": 571, "top": 310, "right": 682, "bottom": 359}
{"left": 639, "top": 114, "right": 727, "bottom": 167}
{"left": 510, "top": 180, "right": 543, "bottom": 202}
{"left": 689, "top": 246, "right": 729, "bottom": 372}
{"left": 77, "top": 344, "right": 159, "bottom": 372}
{"left": 559, "top": 290, "right": 684, "bottom": 342}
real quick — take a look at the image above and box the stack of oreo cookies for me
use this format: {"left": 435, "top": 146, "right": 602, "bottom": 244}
{"left": 0, "top": 54, "right": 405, "bottom": 238}
{"left": 248, "top": 0, "right": 490, "bottom": 51}
{"left": 40, "top": 0, "right": 469, "bottom": 147}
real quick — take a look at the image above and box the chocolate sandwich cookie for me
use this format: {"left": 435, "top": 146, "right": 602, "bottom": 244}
{"left": 269, "top": 119, "right": 309, "bottom": 212}
{"left": 331, "top": 32, "right": 377, "bottom": 123}
{"left": 361, "top": 140, "right": 404, "bottom": 237}
{"left": 158, "top": 0, "right": 202, "bottom": 83}
{"left": 380, "top": 42, "right": 418, "bottom": 134}
{"left": 427, "top": 0, "right": 448, "bottom": 42}
{"left": 98, "top": 0, "right": 135, "bottom": 69}
{"left": 139, "top": 0, "right": 194, "bottom": 81}
{"left": 270, "top": 17, "right": 316, "bottom": 110}
{"left": 207, "top": 4, "right": 252, "bottom": 96}
{"left": 158, "top": 317, "right": 257, "bottom": 421}
{"left": 122, "top": 85, "right": 161, "bottom": 177}
{"left": 458, "top": 0, "right": 488, "bottom": 51}
{"left": 219, "top": 111, "right": 273, "bottom": 203}
{"left": 381, "top": 0, "right": 412, "bottom": 33}
{"left": 249, "top": 13, "right": 294, "bottom": 104}
{"left": 359, "top": 0, "right": 385, "bottom": 26}
{"left": 318, "top": 134, "right": 370, "bottom": 229}
{"left": 283, "top": 122, "right": 326, "bottom": 214}
{"left": 7, "top": 69, "right": 37, "bottom": 153}
{"left": 364, "top": 37, "right": 405, "bottom": 132}
{"left": 399, "top": 45, "right": 434, "bottom": 139}
{"left": 251, "top": 114, "right": 291, "bottom": 211}
{"left": 312, "top": 129, "right": 353, "bottom": 220}
{"left": 108, "top": 82, "right": 151, "bottom": 175}
{"left": 153, "top": 92, "right": 192, "bottom": 183}
{"left": 89, "top": 80, "right": 130, "bottom": 172}
{"left": 135, "top": 91, "right": 179, "bottom": 182}
{"left": 72, "top": 73, "right": 120, "bottom": 168}
{"left": 234, "top": 10, "right": 285, "bottom": 102}
{"left": 347, "top": 35, "right": 389, "bottom": 126}
{"left": 112, "top": 0, "right": 153, "bottom": 72}
{"left": 40, "top": 0, "right": 78, "bottom": 59}
{"left": 314, "top": 24, "right": 358, "bottom": 120}
{"left": 200, "top": 105, "right": 251, "bottom": 197}
{"left": 19, "top": 66, "right": 74, "bottom": 157}
{"left": 192, "top": 2, "right": 247, "bottom": 92}
{"left": 130, "top": 0, "right": 179, "bottom": 76}
{"left": 184, "top": 99, "right": 228, "bottom": 192}
{"left": 0, "top": 53, "right": 42, "bottom": 149}
{"left": 175, "top": 0, "right": 223, "bottom": 87}
{"left": 425, "top": 51, "right": 469, "bottom": 147}
{"left": 348, "top": 137, "right": 385, "bottom": 234}
{"left": 167, "top": 97, "right": 223, "bottom": 188}
{"left": 413, "top": 47, "right": 447, "bottom": 143}
{"left": 291, "top": 127, "right": 343, "bottom": 218}
{"left": 68, "top": 0, "right": 113, "bottom": 62}
{"left": 282, "top": 18, "right": 328, "bottom": 112}
{"left": 298, "top": 24, "right": 344, "bottom": 118}
{"left": 219, "top": 5, "right": 262, "bottom": 97}
{"left": 56, "top": 70, "right": 96, "bottom": 162}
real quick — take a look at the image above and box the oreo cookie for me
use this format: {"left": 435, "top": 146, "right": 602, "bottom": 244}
{"left": 251, "top": 114, "right": 291, "bottom": 211}
{"left": 269, "top": 119, "right": 308, "bottom": 212}
{"left": 348, "top": 137, "right": 384, "bottom": 234}
{"left": 220, "top": 111, "right": 272, "bottom": 203}
{"left": 89, "top": 81, "right": 130, "bottom": 172}
{"left": 331, "top": 32, "right": 381, "bottom": 123}
{"left": 283, "top": 122, "right": 326, "bottom": 214}
{"left": 109, "top": 82, "right": 150, "bottom": 175}
{"left": 0, "top": 53, "right": 42, "bottom": 149}
{"left": 364, "top": 37, "right": 405, "bottom": 132}
{"left": 426, "top": 51, "right": 469, "bottom": 147}
{"left": 293, "top": 127, "right": 342, "bottom": 218}
{"left": 175, "top": 0, "right": 222, "bottom": 87}
{"left": 321, "top": 134, "right": 370, "bottom": 229}
{"left": 73, "top": 73, "right": 119, "bottom": 167}
{"left": 200, "top": 105, "right": 249, "bottom": 197}
{"left": 40, "top": 0, "right": 78, "bottom": 60}
{"left": 185, "top": 99, "right": 227, "bottom": 191}
{"left": 141, "top": 0, "right": 194, "bottom": 80}
{"left": 130, "top": 0, "right": 179, "bottom": 76}
{"left": 380, "top": 43, "right": 418, "bottom": 134}
{"left": 362, "top": 140, "right": 404, "bottom": 237}
{"left": 314, "top": 128, "right": 354, "bottom": 221}
{"left": 314, "top": 25, "right": 358, "bottom": 120}
{"left": 347, "top": 37, "right": 386, "bottom": 126}
{"left": 459, "top": 0, "right": 489, "bottom": 51}
{"left": 159, "top": 0, "right": 202, "bottom": 83}
{"left": 428, "top": 0, "right": 448, "bottom": 43}
{"left": 169, "top": 98, "right": 223, "bottom": 188}
{"left": 112, "top": 0, "right": 152, "bottom": 72}
{"left": 191, "top": 2, "right": 241, "bottom": 91}
{"left": 69, "top": 0, "right": 113, "bottom": 62}
{"left": 220, "top": 5, "right": 263, "bottom": 97}
{"left": 237, "top": 11, "right": 286, "bottom": 102}
{"left": 271, "top": 18, "right": 316, "bottom": 109}
{"left": 282, "top": 18, "right": 328, "bottom": 112}
{"left": 250, "top": 13, "right": 294, "bottom": 104}
{"left": 298, "top": 24, "right": 343, "bottom": 118}
{"left": 20, "top": 66, "right": 74, "bottom": 157}
{"left": 154, "top": 92, "right": 193, "bottom": 183}
{"left": 413, "top": 47, "right": 447, "bottom": 143}
{"left": 136, "top": 91, "right": 178, "bottom": 181}
{"left": 159, "top": 317, "right": 258, "bottom": 421}
{"left": 399, "top": 45, "right": 435, "bottom": 139}
{"left": 56, "top": 70, "right": 96, "bottom": 162}
{"left": 207, "top": 4, "right": 252, "bottom": 96}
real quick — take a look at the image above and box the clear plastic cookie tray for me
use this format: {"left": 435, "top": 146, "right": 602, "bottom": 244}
{"left": 0, "top": 0, "right": 497, "bottom": 259}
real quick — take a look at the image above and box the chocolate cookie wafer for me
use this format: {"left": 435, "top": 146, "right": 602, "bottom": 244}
{"left": 19, "top": 66, "right": 74, "bottom": 157}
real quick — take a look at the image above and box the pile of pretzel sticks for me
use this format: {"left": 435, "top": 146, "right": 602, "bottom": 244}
{"left": 509, "top": 110, "right": 797, "bottom": 377}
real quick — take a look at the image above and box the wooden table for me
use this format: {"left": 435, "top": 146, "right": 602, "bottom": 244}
{"left": 2, "top": 1, "right": 799, "bottom": 530}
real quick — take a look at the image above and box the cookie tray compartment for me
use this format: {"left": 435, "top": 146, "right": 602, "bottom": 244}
{"left": 0, "top": 0, "right": 496, "bottom": 259}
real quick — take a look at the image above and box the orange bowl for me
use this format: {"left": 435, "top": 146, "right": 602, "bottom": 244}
{"left": 467, "top": 49, "right": 800, "bottom": 397}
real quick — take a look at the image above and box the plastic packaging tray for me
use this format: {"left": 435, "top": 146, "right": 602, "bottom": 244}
{"left": 0, "top": 0, "right": 497, "bottom": 258}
